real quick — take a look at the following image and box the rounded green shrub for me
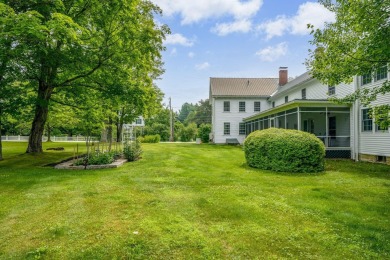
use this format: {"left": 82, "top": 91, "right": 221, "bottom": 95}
{"left": 198, "top": 124, "right": 212, "bottom": 143}
{"left": 244, "top": 128, "right": 325, "bottom": 173}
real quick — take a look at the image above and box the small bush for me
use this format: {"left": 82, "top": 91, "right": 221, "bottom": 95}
{"left": 74, "top": 151, "right": 115, "bottom": 166}
{"left": 123, "top": 140, "right": 142, "bottom": 161}
{"left": 198, "top": 124, "right": 211, "bottom": 143}
{"left": 178, "top": 123, "right": 197, "bottom": 142}
{"left": 244, "top": 128, "right": 325, "bottom": 173}
{"left": 138, "top": 134, "right": 160, "bottom": 143}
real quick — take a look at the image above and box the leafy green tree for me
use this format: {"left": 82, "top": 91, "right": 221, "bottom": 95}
{"left": 178, "top": 123, "right": 197, "bottom": 142}
{"left": 178, "top": 102, "right": 196, "bottom": 123}
{"left": 185, "top": 99, "right": 212, "bottom": 126}
{"left": 306, "top": 0, "right": 390, "bottom": 129}
{"left": 0, "top": 0, "right": 168, "bottom": 153}
{"left": 198, "top": 124, "right": 212, "bottom": 143}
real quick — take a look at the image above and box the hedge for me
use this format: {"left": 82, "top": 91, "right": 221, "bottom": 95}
{"left": 138, "top": 134, "right": 161, "bottom": 143}
{"left": 244, "top": 128, "right": 325, "bottom": 173}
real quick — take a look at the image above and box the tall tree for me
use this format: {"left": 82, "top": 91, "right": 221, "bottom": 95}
{"left": 186, "top": 99, "right": 212, "bottom": 126}
{"left": 306, "top": 0, "right": 390, "bottom": 128}
{"left": 0, "top": 0, "right": 168, "bottom": 153}
{"left": 177, "top": 102, "right": 196, "bottom": 123}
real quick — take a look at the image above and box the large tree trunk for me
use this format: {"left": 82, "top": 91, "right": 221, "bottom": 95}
{"left": 26, "top": 81, "right": 53, "bottom": 153}
{"left": 116, "top": 108, "right": 124, "bottom": 142}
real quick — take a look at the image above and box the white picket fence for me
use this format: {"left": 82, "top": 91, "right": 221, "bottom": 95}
{"left": 1, "top": 135, "right": 97, "bottom": 142}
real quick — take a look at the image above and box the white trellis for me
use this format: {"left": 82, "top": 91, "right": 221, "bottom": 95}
{"left": 122, "top": 124, "right": 134, "bottom": 144}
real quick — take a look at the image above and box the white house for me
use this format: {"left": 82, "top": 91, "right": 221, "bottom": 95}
{"left": 209, "top": 77, "right": 279, "bottom": 144}
{"left": 209, "top": 67, "right": 390, "bottom": 163}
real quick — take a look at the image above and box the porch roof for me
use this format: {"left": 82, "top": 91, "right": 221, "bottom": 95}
{"left": 243, "top": 99, "right": 351, "bottom": 122}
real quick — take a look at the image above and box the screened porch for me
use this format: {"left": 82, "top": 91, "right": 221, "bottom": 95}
{"left": 244, "top": 102, "right": 352, "bottom": 157}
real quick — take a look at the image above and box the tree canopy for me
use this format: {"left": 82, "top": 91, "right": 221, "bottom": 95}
{"left": 0, "top": 0, "right": 169, "bottom": 153}
{"left": 306, "top": 0, "right": 390, "bottom": 128}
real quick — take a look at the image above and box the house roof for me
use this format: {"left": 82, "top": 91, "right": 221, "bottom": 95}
{"left": 271, "top": 71, "right": 313, "bottom": 98}
{"left": 210, "top": 77, "right": 278, "bottom": 97}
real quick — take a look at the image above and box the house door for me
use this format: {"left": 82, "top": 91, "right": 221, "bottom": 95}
{"left": 328, "top": 116, "right": 336, "bottom": 146}
{"left": 329, "top": 116, "right": 336, "bottom": 137}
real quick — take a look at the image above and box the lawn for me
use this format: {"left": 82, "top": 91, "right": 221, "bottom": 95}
{"left": 0, "top": 142, "right": 389, "bottom": 259}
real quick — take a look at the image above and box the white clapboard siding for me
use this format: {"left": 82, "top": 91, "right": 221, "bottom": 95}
{"left": 357, "top": 76, "right": 390, "bottom": 156}
{"left": 212, "top": 98, "right": 268, "bottom": 144}
{"left": 271, "top": 79, "right": 354, "bottom": 107}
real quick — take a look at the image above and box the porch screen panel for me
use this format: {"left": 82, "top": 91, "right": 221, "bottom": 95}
{"left": 264, "top": 117, "right": 269, "bottom": 129}
{"left": 300, "top": 108, "right": 326, "bottom": 136}
{"left": 328, "top": 109, "right": 351, "bottom": 147}
{"left": 277, "top": 112, "right": 285, "bottom": 128}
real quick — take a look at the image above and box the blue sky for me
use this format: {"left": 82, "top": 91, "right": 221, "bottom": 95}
{"left": 151, "top": 0, "right": 335, "bottom": 110}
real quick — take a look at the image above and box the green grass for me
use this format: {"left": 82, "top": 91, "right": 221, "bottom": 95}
{"left": 0, "top": 142, "right": 389, "bottom": 259}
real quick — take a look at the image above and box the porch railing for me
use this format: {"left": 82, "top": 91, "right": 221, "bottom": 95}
{"left": 316, "top": 136, "right": 350, "bottom": 148}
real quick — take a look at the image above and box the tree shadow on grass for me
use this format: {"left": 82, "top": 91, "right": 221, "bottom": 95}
{"left": 239, "top": 162, "right": 327, "bottom": 177}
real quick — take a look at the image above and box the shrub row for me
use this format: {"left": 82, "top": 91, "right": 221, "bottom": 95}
{"left": 138, "top": 134, "right": 161, "bottom": 143}
{"left": 244, "top": 128, "right": 325, "bottom": 173}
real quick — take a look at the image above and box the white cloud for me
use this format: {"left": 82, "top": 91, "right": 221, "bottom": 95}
{"left": 153, "top": 0, "right": 263, "bottom": 24}
{"left": 153, "top": 0, "right": 263, "bottom": 36}
{"left": 195, "top": 62, "right": 210, "bottom": 70}
{"left": 257, "top": 2, "right": 335, "bottom": 39}
{"left": 164, "top": 33, "right": 194, "bottom": 46}
{"left": 212, "top": 19, "right": 252, "bottom": 36}
{"left": 188, "top": 52, "right": 195, "bottom": 58}
{"left": 255, "top": 42, "right": 288, "bottom": 62}
{"left": 170, "top": 48, "right": 177, "bottom": 56}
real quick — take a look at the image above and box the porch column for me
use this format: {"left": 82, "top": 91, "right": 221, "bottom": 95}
{"left": 325, "top": 107, "right": 328, "bottom": 148}
{"left": 297, "top": 107, "right": 301, "bottom": 131}
{"left": 285, "top": 111, "right": 287, "bottom": 129}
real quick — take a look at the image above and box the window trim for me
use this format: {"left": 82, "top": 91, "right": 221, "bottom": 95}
{"left": 239, "top": 123, "right": 246, "bottom": 135}
{"left": 328, "top": 85, "right": 335, "bottom": 96}
{"left": 375, "top": 65, "right": 388, "bottom": 81}
{"left": 239, "top": 101, "right": 246, "bottom": 112}
{"left": 301, "top": 88, "right": 306, "bottom": 100}
{"left": 223, "top": 101, "right": 230, "bottom": 112}
{"left": 224, "top": 122, "right": 230, "bottom": 135}
{"left": 361, "top": 108, "right": 373, "bottom": 132}
{"left": 254, "top": 101, "right": 261, "bottom": 112}
{"left": 361, "top": 73, "right": 372, "bottom": 86}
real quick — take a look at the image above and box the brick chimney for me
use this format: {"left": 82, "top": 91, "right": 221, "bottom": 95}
{"left": 279, "top": 67, "right": 288, "bottom": 86}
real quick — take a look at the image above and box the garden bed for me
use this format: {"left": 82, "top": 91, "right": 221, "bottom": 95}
{"left": 54, "top": 158, "right": 127, "bottom": 170}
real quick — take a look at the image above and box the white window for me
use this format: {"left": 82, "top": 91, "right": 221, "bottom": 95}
{"left": 362, "top": 109, "right": 372, "bottom": 132}
{"left": 223, "top": 101, "right": 230, "bottom": 112}
{"left": 239, "top": 123, "right": 246, "bottom": 135}
{"left": 285, "top": 96, "right": 288, "bottom": 103}
{"left": 135, "top": 118, "right": 142, "bottom": 124}
{"left": 328, "top": 85, "right": 335, "bottom": 95}
{"left": 361, "top": 73, "right": 372, "bottom": 86}
{"left": 375, "top": 65, "right": 388, "bottom": 81}
{"left": 254, "top": 101, "right": 261, "bottom": 112}
{"left": 272, "top": 101, "right": 275, "bottom": 108}
{"left": 239, "top": 101, "right": 246, "bottom": 112}
{"left": 224, "top": 122, "right": 230, "bottom": 135}
{"left": 301, "top": 88, "right": 306, "bottom": 99}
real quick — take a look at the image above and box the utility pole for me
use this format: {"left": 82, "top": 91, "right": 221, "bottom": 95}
{"left": 169, "top": 97, "right": 174, "bottom": 142}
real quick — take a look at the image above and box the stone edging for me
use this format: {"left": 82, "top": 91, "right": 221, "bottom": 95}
{"left": 55, "top": 159, "right": 128, "bottom": 170}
